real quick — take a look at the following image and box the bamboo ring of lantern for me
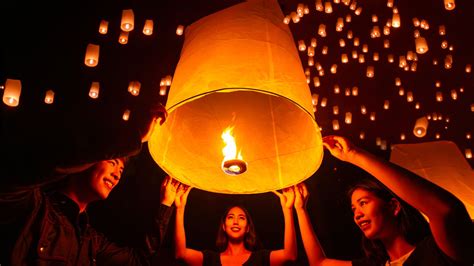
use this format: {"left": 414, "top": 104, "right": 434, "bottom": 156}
{"left": 148, "top": 0, "right": 323, "bottom": 194}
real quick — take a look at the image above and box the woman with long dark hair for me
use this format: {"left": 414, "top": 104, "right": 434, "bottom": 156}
{"left": 174, "top": 186, "right": 297, "bottom": 265}
{"left": 294, "top": 135, "right": 473, "bottom": 265}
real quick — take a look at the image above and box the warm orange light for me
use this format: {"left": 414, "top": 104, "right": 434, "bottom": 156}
{"left": 221, "top": 126, "right": 246, "bottom": 175}
{"left": 121, "top": 9, "right": 135, "bottom": 32}
{"left": 84, "top": 44, "right": 99, "bottom": 67}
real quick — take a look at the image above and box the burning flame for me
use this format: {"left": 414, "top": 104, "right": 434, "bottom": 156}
{"left": 221, "top": 126, "right": 242, "bottom": 162}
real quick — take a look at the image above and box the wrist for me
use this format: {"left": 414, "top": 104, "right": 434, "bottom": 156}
{"left": 161, "top": 198, "right": 174, "bottom": 207}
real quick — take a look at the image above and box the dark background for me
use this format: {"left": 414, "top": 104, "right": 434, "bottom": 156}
{"left": 1, "top": 0, "right": 473, "bottom": 264}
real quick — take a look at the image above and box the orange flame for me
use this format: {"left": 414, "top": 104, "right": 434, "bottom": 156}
{"left": 221, "top": 126, "right": 243, "bottom": 162}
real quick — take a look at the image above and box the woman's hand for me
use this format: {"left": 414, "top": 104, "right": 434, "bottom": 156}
{"left": 274, "top": 186, "right": 295, "bottom": 210}
{"left": 175, "top": 183, "right": 192, "bottom": 210}
{"left": 322, "top": 135, "right": 358, "bottom": 163}
{"left": 160, "top": 176, "right": 180, "bottom": 207}
{"left": 140, "top": 103, "right": 168, "bottom": 143}
{"left": 294, "top": 182, "right": 309, "bottom": 211}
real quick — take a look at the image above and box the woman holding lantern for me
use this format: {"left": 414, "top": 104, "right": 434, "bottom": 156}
{"left": 174, "top": 185, "right": 298, "bottom": 265}
{"left": 294, "top": 135, "right": 473, "bottom": 265}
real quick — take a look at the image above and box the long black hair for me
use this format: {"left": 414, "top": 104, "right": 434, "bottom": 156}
{"left": 348, "top": 179, "right": 430, "bottom": 264}
{"left": 215, "top": 205, "right": 262, "bottom": 252}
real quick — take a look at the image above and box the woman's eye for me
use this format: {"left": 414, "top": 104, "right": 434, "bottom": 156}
{"left": 108, "top": 161, "right": 116, "bottom": 166}
{"left": 360, "top": 201, "right": 367, "bottom": 206}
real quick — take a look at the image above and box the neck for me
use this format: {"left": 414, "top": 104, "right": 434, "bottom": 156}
{"left": 59, "top": 175, "right": 95, "bottom": 213}
{"left": 224, "top": 240, "right": 249, "bottom": 255}
{"left": 381, "top": 233, "right": 415, "bottom": 261}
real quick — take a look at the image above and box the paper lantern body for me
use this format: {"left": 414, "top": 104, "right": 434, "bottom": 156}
{"left": 148, "top": 0, "right": 323, "bottom": 194}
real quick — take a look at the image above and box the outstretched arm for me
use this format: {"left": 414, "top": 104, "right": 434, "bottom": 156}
{"left": 270, "top": 187, "right": 297, "bottom": 265}
{"left": 174, "top": 184, "right": 203, "bottom": 266}
{"left": 294, "top": 183, "right": 351, "bottom": 266}
{"left": 323, "top": 135, "right": 474, "bottom": 263}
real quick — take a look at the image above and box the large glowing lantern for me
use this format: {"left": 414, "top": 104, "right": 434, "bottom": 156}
{"left": 390, "top": 141, "right": 474, "bottom": 220}
{"left": 148, "top": 0, "right": 323, "bottom": 194}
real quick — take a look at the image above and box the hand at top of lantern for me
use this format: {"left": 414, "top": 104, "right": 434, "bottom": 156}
{"left": 174, "top": 183, "right": 192, "bottom": 210}
{"left": 160, "top": 175, "right": 182, "bottom": 207}
{"left": 293, "top": 182, "right": 309, "bottom": 211}
{"left": 322, "top": 135, "right": 359, "bottom": 163}
{"left": 273, "top": 186, "right": 295, "bottom": 211}
{"left": 140, "top": 102, "right": 168, "bottom": 143}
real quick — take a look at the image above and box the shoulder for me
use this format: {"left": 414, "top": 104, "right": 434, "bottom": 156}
{"left": 406, "top": 235, "right": 461, "bottom": 265}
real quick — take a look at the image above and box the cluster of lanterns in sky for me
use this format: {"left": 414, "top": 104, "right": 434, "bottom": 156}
{"left": 1, "top": 0, "right": 471, "bottom": 161}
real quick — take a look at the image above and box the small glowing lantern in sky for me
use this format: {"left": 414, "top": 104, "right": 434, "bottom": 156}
{"left": 122, "top": 109, "right": 131, "bottom": 121}
{"left": 415, "top": 37, "right": 428, "bottom": 54}
{"left": 444, "top": 0, "right": 455, "bottom": 10}
{"left": 121, "top": 9, "right": 134, "bottom": 32}
{"left": 149, "top": 0, "right": 323, "bottom": 194}
{"left": 84, "top": 44, "right": 99, "bottom": 67}
{"left": 392, "top": 13, "right": 401, "bottom": 28}
{"left": 44, "top": 90, "right": 54, "bottom": 104}
{"left": 128, "top": 81, "right": 141, "bottom": 96}
{"left": 89, "top": 82, "right": 100, "bottom": 99}
{"left": 143, "top": 19, "right": 154, "bottom": 35}
{"left": 413, "top": 116, "right": 428, "bottom": 137}
{"left": 176, "top": 25, "right": 185, "bottom": 35}
{"left": 99, "top": 20, "right": 108, "bottom": 34}
{"left": 3, "top": 79, "right": 21, "bottom": 107}
{"left": 118, "top": 31, "right": 129, "bottom": 44}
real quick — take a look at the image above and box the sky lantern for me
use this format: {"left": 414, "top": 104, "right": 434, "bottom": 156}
{"left": 3, "top": 79, "right": 21, "bottom": 107}
{"left": 143, "top": 19, "right": 154, "bottom": 35}
{"left": 99, "top": 20, "right": 108, "bottom": 34}
{"left": 128, "top": 81, "right": 141, "bottom": 96}
{"left": 84, "top": 44, "right": 99, "bottom": 67}
{"left": 120, "top": 9, "right": 134, "bottom": 32}
{"left": 122, "top": 109, "right": 131, "bottom": 121}
{"left": 176, "top": 25, "right": 185, "bottom": 35}
{"left": 415, "top": 37, "right": 429, "bottom": 54}
{"left": 148, "top": 0, "right": 323, "bottom": 194}
{"left": 413, "top": 116, "right": 428, "bottom": 137}
{"left": 444, "top": 0, "right": 455, "bottom": 10}
{"left": 118, "top": 31, "right": 129, "bottom": 44}
{"left": 44, "top": 90, "right": 54, "bottom": 104}
{"left": 89, "top": 82, "right": 100, "bottom": 99}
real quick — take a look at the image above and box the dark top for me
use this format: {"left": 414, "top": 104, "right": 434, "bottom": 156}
{"left": 352, "top": 235, "right": 463, "bottom": 266}
{"left": 0, "top": 119, "right": 173, "bottom": 265}
{"left": 202, "top": 249, "right": 271, "bottom": 266}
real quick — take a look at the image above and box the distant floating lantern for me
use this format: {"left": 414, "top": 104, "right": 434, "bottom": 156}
{"left": 143, "top": 19, "right": 154, "bottom": 35}
{"left": 310, "top": 38, "right": 317, "bottom": 47}
{"left": 355, "top": 7, "right": 362, "bottom": 15}
{"left": 347, "top": 30, "right": 353, "bottom": 39}
{"left": 313, "top": 77, "right": 320, "bottom": 87}
{"left": 395, "top": 77, "right": 401, "bottom": 86}
{"left": 333, "top": 105, "right": 339, "bottom": 115}
{"left": 415, "top": 37, "right": 428, "bottom": 54}
{"left": 283, "top": 16, "right": 290, "bottom": 24}
{"left": 388, "top": 54, "right": 394, "bottom": 63}
{"left": 358, "top": 54, "right": 365, "bottom": 63}
{"left": 387, "top": 0, "right": 394, "bottom": 7}
{"left": 376, "top": 137, "right": 382, "bottom": 146}
{"left": 370, "top": 112, "right": 376, "bottom": 121}
{"left": 352, "top": 50, "right": 358, "bottom": 59}
{"left": 439, "top": 25, "right": 446, "bottom": 35}
{"left": 121, "top": 9, "right": 135, "bottom": 32}
{"left": 413, "top": 17, "right": 420, "bottom": 27}
{"left": 413, "top": 117, "right": 429, "bottom": 137}
{"left": 84, "top": 44, "right": 100, "bottom": 67}
{"left": 122, "top": 109, "right": 131, "bottom": 121}
{"left": 415, "top": 102, "right": 421, "bottom": 109}
{"left": 3, "top": 79, "right": 21, "bottom": 107}
{"left": 118, "top": 31, "right": 129, "bottom": 44}
{"left": 466, "top": 133, "right": 472, "bottom": 139}
{"left": 308, "top": 46, "right": 315, "bottom": 56}
{"left": 362, "top": 44, "right": 368, "bottom": 53}
{"left": 44, "top": 90, "right": 54, "bottom": 104}
{"left": 466, "top": 149, "right": 473, "bottom": 159}
{"left": 407, "top": 91, "right": 414, "bottom": 102}
{"left": 321, "top": 97, "right": 328, "bottom": 107}
{"left": 318, "top": 24, "right": 326, "bottom": 37}
{"left": 465, "top": 64, "right": 471, "bottom": 73}
{"left": 311, "top": 93, "right": 319, "bottom": 105}
{"left": 89, "top": 82, "right": 100, "bottom": 99}
{"left": 361, "top": 105, "right": 367, "bottom": 114}
{"left": 148, "top": 0, "right": 323, "bottom": 194}
{"left": 339, "top": 39, "right": 345, "bottom": 47}
{"left": 359, "top": 131, "right": 365, "bottom": 139}
{"left": 324, "top": 2, "right": 333, "bottom": 13}
{"left": 373, "top": 52, "right": 379, "bottom": 61}
{"left": 436, "top": 91, "right": 443, "bottom": 102}
{"left": 399, "top": 87, "right": 405, "bottom": 96}
{"left": 159, "top": 85, "right": 167, "bottom": 96}
{"left": 99, "top": 20, "right": 108, "bottom": 34}
{"left": 176, "top": 25, "right": 185, "bottom": 35}
{"left": 444, "top": 54, "right": 453, "bottom": 69}
{"left": 384, "top": 39, "right": 390, "bottom": 48}
{"left": 341, "top": 54, "right": 349, "bottom": 63}
{"left": 291, "top": 12, "right": 300, "bottom": 23}
{"left": 330, "top": 64, "right": 337, "bottom": 74}
{"left": 420, "top": 20, "right": 429, "bottom": 30}
{"left": 372, "top": 14, "right": 378, "bottom": 23}
{"left": 346, "top": 14, "right": 352, "bottom": 22}
{"left": 366, "top": 66, "right": 374, "bottom": 78}
{"left": 444, "top": 0, "right": 455, "bottom": 10}
{"left": 383, "top": 100, "right": 390, "bottom": 109}
{"left": 298, "top": 40, "right": 306, "bottom": 51}
{"left": 400, "top": 133, "right": 406, "bottom": 140}
{"left": 128, "top": 81, "right": 141, "bottom": 96}
{"left": 334, "top": 85, "right": 340, "bottom": 94}
{"left": 345, "top": 88, "right": 351, "bottom": 96}
{"left": 352, "top": 86, "right": 358, "bottom": 96}
{"left": 383, "top": 26, "right": 390, "bottom": 35}
{"left": 392, "top": 13, "right": 400, "bottom": 28}
{"left": 332, "top": 120, "right": 340, "bottom": 130}
{"left": 345, "top": 112, "right": 352, "bottom": 124}
{"left": 308, "top": 57, "right": 314, "bottom": 66}
{"left": 336, "top": 18, "right": 344, "bottom": 31}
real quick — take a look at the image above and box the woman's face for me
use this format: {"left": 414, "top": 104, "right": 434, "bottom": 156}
{"left": 351, "top": 188, "right": 397, "bottom": 240}
{"left": 223, "top": 207, "right": 249, "bottom": 241}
